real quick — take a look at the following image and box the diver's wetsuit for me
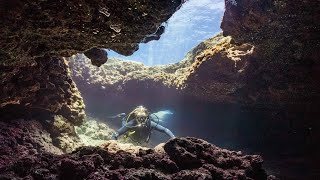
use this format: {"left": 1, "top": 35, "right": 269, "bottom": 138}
{"left": 111, "top": 117, "right": 175, "bottom": 142}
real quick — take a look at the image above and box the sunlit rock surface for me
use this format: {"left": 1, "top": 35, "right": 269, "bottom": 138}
{"left": 75, "top": 116, "right": 150, "bottom": 147}
{"left": 0, "top": 137, "right": 274, "bottom": 179}
{"left": 102, "top": 140, "right": 149, "bottom": 154}
{"left": 70, "top": 34, "right": 254, "bottom": 106}
{"left": 75, "top": 116, "right": 115, "bottom": 147}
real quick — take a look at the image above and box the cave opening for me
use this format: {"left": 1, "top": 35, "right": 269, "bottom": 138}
{"left": 68, "top": 0, "right": 301, "bottom": 161}
{"left": 106, "top": 0, "right": 225, "bottom": 66}
{"left": 0, "top": 0, "right": 315, "bottom": 179}
{"left": 68, "top": 0, "right": 230, "bottom": 148}
{"left": 66, "top": 1, "right": 306, "bottom": 178}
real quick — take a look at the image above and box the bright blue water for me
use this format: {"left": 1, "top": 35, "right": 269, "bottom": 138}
{"left": 106, "top": 0, "right": 225, "bottom": 65}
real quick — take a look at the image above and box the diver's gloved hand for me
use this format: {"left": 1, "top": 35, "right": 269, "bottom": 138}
{"left": 111, "top": 132, "right": 119, "bottom": 140}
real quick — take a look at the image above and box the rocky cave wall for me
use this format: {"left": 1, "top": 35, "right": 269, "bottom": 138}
{"left": 0, "top": 0, "right": 183, "bottom": 123}
{"left": 69, "top": 0, "right": 319, "bottom": 178}
{"left": 0, "top": 0, "right": 184, "bottom": 152}
{"left": 0, "top": 56, "right": 85, "bottom": 125}
{"left": 221, "top": 0, "right": 320, "bottom": 177}
{"left": 0, "top": 0, "right": 318, "bottom": 178}
{"left": 69, "top": 34, "right": 255, "bottom": 111}
{"left": 0, "top": 0, "right": 182, "bottom": 122}
{"left": 222, "top": 0, "right": 320, "bottom": 105}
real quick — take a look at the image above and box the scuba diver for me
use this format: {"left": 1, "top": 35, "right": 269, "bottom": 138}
{"left": 110, "top": 106, "right": 175, "bottom": 143}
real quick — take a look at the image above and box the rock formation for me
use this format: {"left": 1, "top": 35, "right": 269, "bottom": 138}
{"left": 69, "top": 34, "right": 254, "bottom": 109}
{"left": 222, "top": 0, "right": 320, "bottom": 105}
{"left": 75, "top": 116, "right": 115, "bottom": 147}
{"left": 221, "top": 0, "right": 319, "bottom": 177}
{"left": 84, "top": 48, "right": 108, "bottom": 67}
{"left": 0, "top": 119, "right": 63, "bottom": 170}
{"left": 0, "top": 0, "right": 317, "bottom": 179}
{"left": 0, "top": 0, "right": 183, "bottom": 61}
{"left": 0, "top": 0, "right": 184, "bottom": 151}
{"left": 0, "top": 56, "right": 85, "bottom": 125}
{"left": 0, "top": 137, "right": 275, "bottom": 180}
{"left": 0, "top": 0, "right": 183, "bottom": 124}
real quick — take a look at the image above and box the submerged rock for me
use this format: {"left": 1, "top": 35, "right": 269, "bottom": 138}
{"left": 0, "top": 119, "right": 63, "bottom": 170}
{"left": 0, "top": 0, "right": 183, "bottom": 65}
{"left": 221, "top": 0, "right": 320, "bottom": 106}
{"left": 75, "top": 116, "right": 115, "bottom": 147}
{"left": 84, "top": 48, "right": 108, "bottom": 67}
{"left": 69, "top": 34, "right": 254, "bottom": 107}
{"left": 0, "top": 56, "right": 86, "bottom": 125}
{"left": 221, "top": 0, "right": 319, "bottom": 177}
{"left": 0, "top": 0, "right": 184, "bottom": 125}
{"left": 74, "top": 115, "right": 149, "bottom": 147}
{"left": 0, "top": 136, "right": 275, "bottom": 179}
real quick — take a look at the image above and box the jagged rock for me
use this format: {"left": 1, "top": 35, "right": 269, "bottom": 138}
{"left": 0, "top": 0, "right": 183, "bottom": 125}
{"left": 51, "top": 115, "right": 76, "bottom": 136}
{"left": 43, "top": 115, "right": 83, "bottom": 152}
{"left": 54, "top": 133, "right": 83, "bottom": 153}
{"left": 102, "top": 140, "right": 149, "bottom": 154}
{"left": 221, "top": 0, "right": 319, "bottom": 177}
{"left": 0, "top": 0, "right": 183, "bottom": 65}
{"left": 84, "top": 48, "right": 108, "bottom": 67}
{"left": 0, "top": 137, "right": 275, "bottom": 179}
{"left": 75, "top": 116, "right": 115, "bottom": 146}
{"left": 0, "top": 119, "right": 63, "bottom": 170}
{"left": 0, "top": 56, "right": 85, "bottom": 125}
{"left": 221, "top": 0, "right": 320, "bottom": 105}
{"left": 69, "top": 34, "right": 254, "bottom": 108}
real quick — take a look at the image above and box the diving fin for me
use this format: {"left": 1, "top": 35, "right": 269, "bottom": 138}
{"left": 107, "top": 113, "right": 126, "bottom": 119}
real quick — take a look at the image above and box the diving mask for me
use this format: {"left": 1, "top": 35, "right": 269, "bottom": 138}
{"left": 137, "top": 116, "right": 148, "bottom": 123}
{"left": 136, "top": 111, "right": 149, "bottom": 125}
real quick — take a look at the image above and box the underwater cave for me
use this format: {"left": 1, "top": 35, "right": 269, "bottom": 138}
{"left": 0, "top": 0, "right": 319, "bottom": 179}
